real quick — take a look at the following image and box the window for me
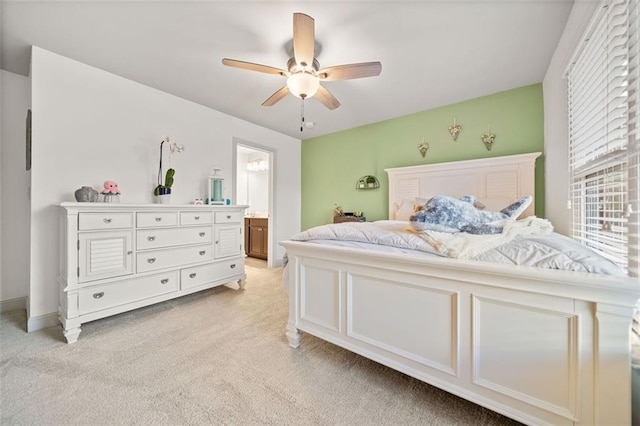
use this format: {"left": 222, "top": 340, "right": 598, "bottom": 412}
{"left": 567, "top": 0, "right": 640, "bottom": 276}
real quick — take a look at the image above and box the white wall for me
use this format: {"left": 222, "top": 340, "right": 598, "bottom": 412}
{"left": 28, "top": 46, "right": 300, "bottom": 324}
{"left": 236, "top": 151, "right": 249, "bottom": 206}
{"left": 0, "top": 70, "right": 31, "bottom": 304}
{"left": 247, "top": 169, "right": 269, "bottom": 216}
{"left": 1, "top": 72, "right": 3, "bottom": 305}
{"left": 543, "top": 1, "right": 599, "bottom": 235}
{"left": 235, "top": 151, "right": 269, "bottom": 215}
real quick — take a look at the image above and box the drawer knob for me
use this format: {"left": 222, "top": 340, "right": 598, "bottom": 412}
{"left": 147, "top": 236, "right": 156, "bottom": 241}
{"left": 127, "top": 251, "right": 132, "bottom": 255}
{"left": 227, "top": 215, "right": 231, "bottom": 219}
{"left": 189, "top": 273, "right": 197, "bottom": 278}
{"left": 147, "top": 258, "right": 156, "bottom": 263}
{"left": 199, "top": 232, "right": 205, "bottom": 237}
{"left": 195, "top": 216, "right": 200, "bottom": 220}
{"left": 199, "top": 250, "right": 206, "bottom": 256}
{"left": 103, "top": 218, "right": 112, "bottom": 223}
{"left": 93, "top": 292, "right": 104, "bottom": 299}
{"left": 155, "top": 217, "right": 162, "bottom": 222}
{"left": 215, "top": 240, "right": 219, "bottom": 244}
{"left": 160, "top": 278, "right": 169, "bottom": 284}
{"left": 230, "top": 264, "right": 236, "bottom": 269}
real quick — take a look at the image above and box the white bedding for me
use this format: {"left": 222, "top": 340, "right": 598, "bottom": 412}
{"left": 292, "top": 220, "right": 440, "bottom": 254}
{"left": 290, "top": 220, "right": 625, "bottom": 276}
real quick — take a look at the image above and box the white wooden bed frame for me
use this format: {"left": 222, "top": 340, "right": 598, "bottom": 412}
{"left": 281, "top": 153, "right": 639, "bottom": 425}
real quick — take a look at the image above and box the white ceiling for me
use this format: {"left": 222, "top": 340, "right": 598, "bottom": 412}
{"left": 1, "top": 0, "right": 574, "bottom": 139}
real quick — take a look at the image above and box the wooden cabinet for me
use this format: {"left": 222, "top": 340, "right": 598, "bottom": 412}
{"left": 59, "top": 203, "right": 247, "bottom": 343}
{"left": 333, "top": 215, "right": 366, "bottom": 223}
{"left": 245, "top": 217, "right": 268, "bottom": 260}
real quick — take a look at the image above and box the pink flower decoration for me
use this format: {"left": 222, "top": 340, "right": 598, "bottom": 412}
{"left": 102, "top": 181, "right": 121, "bottom": 195}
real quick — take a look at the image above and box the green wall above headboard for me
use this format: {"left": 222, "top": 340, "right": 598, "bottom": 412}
{"left": 301, "top": 83, "right": 544, "bottom": 230}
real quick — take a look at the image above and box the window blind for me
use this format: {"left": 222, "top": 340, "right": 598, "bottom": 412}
{"left": 567, "top": 0, "right": 639, "bottom": 275}
{"left": 628, "top": 0, "right": 639, "bottom": 276}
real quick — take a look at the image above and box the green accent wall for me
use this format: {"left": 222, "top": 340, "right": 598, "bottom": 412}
{"left": 301, "top": 84, "right": 545, "bottom": 229}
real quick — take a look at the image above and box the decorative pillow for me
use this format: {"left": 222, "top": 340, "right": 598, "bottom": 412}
{"left": 416, "top": 196, "right": 485, "bottom": 210}
{"left": 414, "top": 197, "right": 430, "bottom": 208}
{"left": 393, "top": 199, "right": 421, "bottom": 221}
{"left": 409, "top": 195, "right": 532, "bottom": 234}
{"left": 459, "top": 195, "right": 486, "bottom": 210}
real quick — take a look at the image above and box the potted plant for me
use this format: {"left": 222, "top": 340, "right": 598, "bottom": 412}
{"left": 365, "top": 175, "right": 379, "bottom": 188}
{"left": 154, "top": 136, "right": 184, "bottom": 202}
{"left": 154, "top": 168, "right": 175, "bottom": 196}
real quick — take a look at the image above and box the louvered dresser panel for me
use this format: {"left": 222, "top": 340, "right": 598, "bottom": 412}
{"left": 78, "top": 230, "right": 133, "bottom": 283}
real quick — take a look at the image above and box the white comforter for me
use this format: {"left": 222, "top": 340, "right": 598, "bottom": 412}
{"left": 290, "top": 219, "right": 625, "bottom": 275}
{"left": 292, "top": 218, "right": 552, "bottom": 259}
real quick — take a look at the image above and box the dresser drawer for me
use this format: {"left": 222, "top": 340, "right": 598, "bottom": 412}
{"left": 78, "top": 271, "right": 179, "bottom": 315}
{"left": 137, "top": 226, "right": 212, "bottom": 250}
{"left": 137, "top": 244, "right": 214, "bottom": 273}
{"left": 136, "top": 211, "right": 179, "bottom": 228}
{"left": 181, "top": 258, "right": 244, "bottom": 290}
{"left": 78, "top": 212, "right": 133, "bottom": 230}
{"left": 180, "top": 211, "right": 212, "bottom": 226}
{"left": 215, "top": 211, "right": 243, "bottom": 224}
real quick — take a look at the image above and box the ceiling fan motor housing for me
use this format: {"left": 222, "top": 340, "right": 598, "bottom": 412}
{"left": 287, "top": 57, "right": 320, "bottom": 74}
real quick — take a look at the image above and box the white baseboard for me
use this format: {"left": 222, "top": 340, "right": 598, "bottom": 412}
{"left": 27, "top": 312, "right": 59, "bottom": 333}
{"left": 0, "top": 297, "right": 27, "bottom": 313}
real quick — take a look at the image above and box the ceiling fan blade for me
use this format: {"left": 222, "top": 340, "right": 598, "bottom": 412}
{"left": 262, "top": 86, "right": 290, "bottom": 107}
{"left": 222, "top": 58, "right": 288, "bottom": 76}
{"left": 315, "top": 85, "right": 341, "bottom": 110}
{"left": 318, "top": 62, "right": 382, "bottom": 81}
{"left": 293, "top": 13, "right": 315, "bottom": 67}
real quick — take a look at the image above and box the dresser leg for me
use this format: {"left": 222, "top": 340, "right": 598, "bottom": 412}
{"left": 286, "top": 321, "right": 300, "bottom": 348}
{"left": 63, "top": 326, "right": 81, "bottom": 344}
{"left": 238, "top": 278, "right": 247, "bottom": 290}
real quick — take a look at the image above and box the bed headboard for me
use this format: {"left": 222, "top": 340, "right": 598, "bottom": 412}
{"left": 385, "top": 152, "right": 541, "bottom": 219}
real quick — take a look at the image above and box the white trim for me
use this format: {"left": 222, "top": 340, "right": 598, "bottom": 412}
{"left": 27, "top": 311, "right": 59, "bottom": 332}
{"left": 385, "top": 152, "right": 541, "bottom": 176}
{"left": 0, "top": 297, "right": 27, "bottom": 313}
{"left": 233, "top": 138, "right": 278, "bottom": 268}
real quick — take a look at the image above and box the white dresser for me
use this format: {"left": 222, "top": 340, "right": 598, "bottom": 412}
{"left": 58, "top": 203, "right": 247, "bottom": 343}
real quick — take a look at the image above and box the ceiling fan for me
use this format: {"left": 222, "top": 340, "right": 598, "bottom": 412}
{"left": 222, "top": 12, "right": 382, "bottom": 111}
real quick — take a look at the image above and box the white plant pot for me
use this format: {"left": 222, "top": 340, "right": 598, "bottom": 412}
{"left": 155, "top": 194, "right": 171, "bottom": 204}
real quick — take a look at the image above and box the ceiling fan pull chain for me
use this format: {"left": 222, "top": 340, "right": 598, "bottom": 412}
{"left": 300, "top": 98, "right": 305, "bottom": 132}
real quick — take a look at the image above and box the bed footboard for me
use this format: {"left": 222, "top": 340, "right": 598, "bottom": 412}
{"left": 281, "top": 240, "right": 639, "bottom": 426}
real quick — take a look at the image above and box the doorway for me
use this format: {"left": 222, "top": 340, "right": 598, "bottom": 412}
{"left": 233, "top": 139, "right": 275, "bottom": 267}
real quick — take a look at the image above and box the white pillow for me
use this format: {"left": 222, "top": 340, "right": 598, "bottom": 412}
{"left": 393, "top": 199, "right": 421, "bottom": 221}
{"left": 414, "top": 197, "right": 430, "bottom": 208}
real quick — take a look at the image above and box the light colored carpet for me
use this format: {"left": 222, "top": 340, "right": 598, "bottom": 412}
{"left": 1, "top": 258, "right": 520, "bottom": 425}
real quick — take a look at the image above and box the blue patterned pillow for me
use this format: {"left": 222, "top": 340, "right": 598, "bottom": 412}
{"left": 409, "top": 195, "right": 532, "bottom": 234}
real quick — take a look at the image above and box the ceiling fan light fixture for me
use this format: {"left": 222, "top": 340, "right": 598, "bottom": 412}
{"left": 286, "top": 72, "right": 320, "bottom": 99}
